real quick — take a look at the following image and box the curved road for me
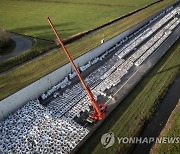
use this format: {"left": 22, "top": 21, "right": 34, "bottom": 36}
{"left": 0, "top": 34, "right": 32, "bottom": 62}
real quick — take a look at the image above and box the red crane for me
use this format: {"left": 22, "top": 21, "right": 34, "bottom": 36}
{"left": 46, "top": 17, "right": 107, "bottom": 122}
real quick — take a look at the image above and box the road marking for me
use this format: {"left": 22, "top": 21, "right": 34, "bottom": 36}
{"left": 105, "top": 67, "right": 140, "bottom": 105}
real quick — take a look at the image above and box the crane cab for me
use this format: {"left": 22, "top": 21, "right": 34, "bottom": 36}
{"left": 86, "top": 104, "right": 107, "bottom": 124}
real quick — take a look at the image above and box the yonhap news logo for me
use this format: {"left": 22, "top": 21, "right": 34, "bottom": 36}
{"left": 101, "top": 132, "right": 115, "bottom": 149}
{"left": 101, "top": 133, "right": 180, "bottom": 149}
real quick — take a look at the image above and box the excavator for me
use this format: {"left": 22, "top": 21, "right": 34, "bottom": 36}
{"left": 46, "top": 17, "right": 107, "bottom": 123}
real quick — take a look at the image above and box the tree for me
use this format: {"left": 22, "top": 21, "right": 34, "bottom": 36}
{"left": 0, "top": 28, "right": 10, "bottom": 49}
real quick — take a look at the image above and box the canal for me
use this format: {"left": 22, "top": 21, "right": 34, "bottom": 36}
{"left": 132, "top": 74, "right": 180, "bottom": 154}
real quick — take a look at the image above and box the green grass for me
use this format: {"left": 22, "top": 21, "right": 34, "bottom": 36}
{"left": 0, "top": 0, "right": 157, "bottom": 40}
{"left": 150, "top": 100, "right": 180, "bottom": 154}
{"left": 0, "top": 0, "right": 177, "bottom": 100}
{"left": 0, "top": 0, "right": 163, "bottom": 72}
{"left": 77, "top": 38, "right": 180, "bottom": 154}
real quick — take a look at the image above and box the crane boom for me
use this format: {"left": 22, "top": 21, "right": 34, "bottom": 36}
{"left": 46, "top": 17, "right": 106, "bottom": 121}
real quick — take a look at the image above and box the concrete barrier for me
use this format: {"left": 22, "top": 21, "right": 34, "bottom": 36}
{"left": 0, "top": 1, "right": 178, "bottom": 121}
{"left": 0, "top": 28, "right": 131, "bottom": 120}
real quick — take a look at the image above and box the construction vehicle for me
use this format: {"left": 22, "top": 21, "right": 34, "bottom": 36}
{"left": 46, "top": 17, "right": 107, "bottom": 123}
{"left": 86, "top": 104, "right": 107, "bottom": 123}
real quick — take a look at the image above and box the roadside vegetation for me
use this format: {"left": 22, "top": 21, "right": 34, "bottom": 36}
{"left": 0, "top": 0, "right": 177, "bottom": 100}
{"left": 77, "top": 38, "right": 180, "bottom": 154}
{"left": 0, "top": 28, "right": 15, "bottom": 56}
{"left": 0, "top": 40, "right": 55, "bottom": 72}
{"left": 150, "top": 100, "right": 180, "bottom": 154}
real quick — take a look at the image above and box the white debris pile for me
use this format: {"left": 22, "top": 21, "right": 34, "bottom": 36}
{"left": 41, "top": 77, "right": 71, "bottom": 100}
{"left": 64, "top": 96, "right": 91, "bottom": 121}
{"left": 116, "top": 6, "right": 179, "bottom": 59}
{"left": 68, "top": 71, "right": 77, "bottom": 79}
{"left": 79, "top": 50, "right": 111, "bottom": 72}
{"left": 101, "top": 58, "right": 125, "bottom": 80}
{"left": 47, "top": 83, "right": 86, "bottom": 118}
{"left": 93, "top": 60, "right": 133, "bottom": 92}
{"left": 134, "top": 15, "right": 180, "bottom": 66}
{"left": 0, "top": 100, "right": 89, "bottom": 153}
{"left": 45, "top": 56, "right": 120, "bottom": 119}
{"left": 135, "top": 29, "right": 173, "bottom": 66}
{"left": 91, "top": 57, "right": 99, "bottom": 65}
{"left": 99, "top": 50, "right": 109, "bottom": 60}
{"left": 79, "top": 62, "right": 91, "bottom": 72}
{"left": 116, "top": 29, "right": 147, "bottom": 58}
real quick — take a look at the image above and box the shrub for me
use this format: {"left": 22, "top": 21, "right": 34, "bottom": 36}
{"left": 0, "top": 28, "right": 10, "bottom": 49}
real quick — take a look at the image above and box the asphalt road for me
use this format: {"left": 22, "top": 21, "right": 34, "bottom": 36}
{"left": 0, "top": 34, "right": 32, "bottom": 62}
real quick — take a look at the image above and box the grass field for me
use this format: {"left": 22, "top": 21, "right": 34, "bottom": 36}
{"left": 76, "top": 38, "right": 180, "bottom": 154}
{"left": 0, "top": 0, "right": 177, "bottom": 100}
{"left": 0, "top": 0, "right": 157, "bottom": 40}
{"left": 150, "top": 100, "right": 180, "bottom": 154}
